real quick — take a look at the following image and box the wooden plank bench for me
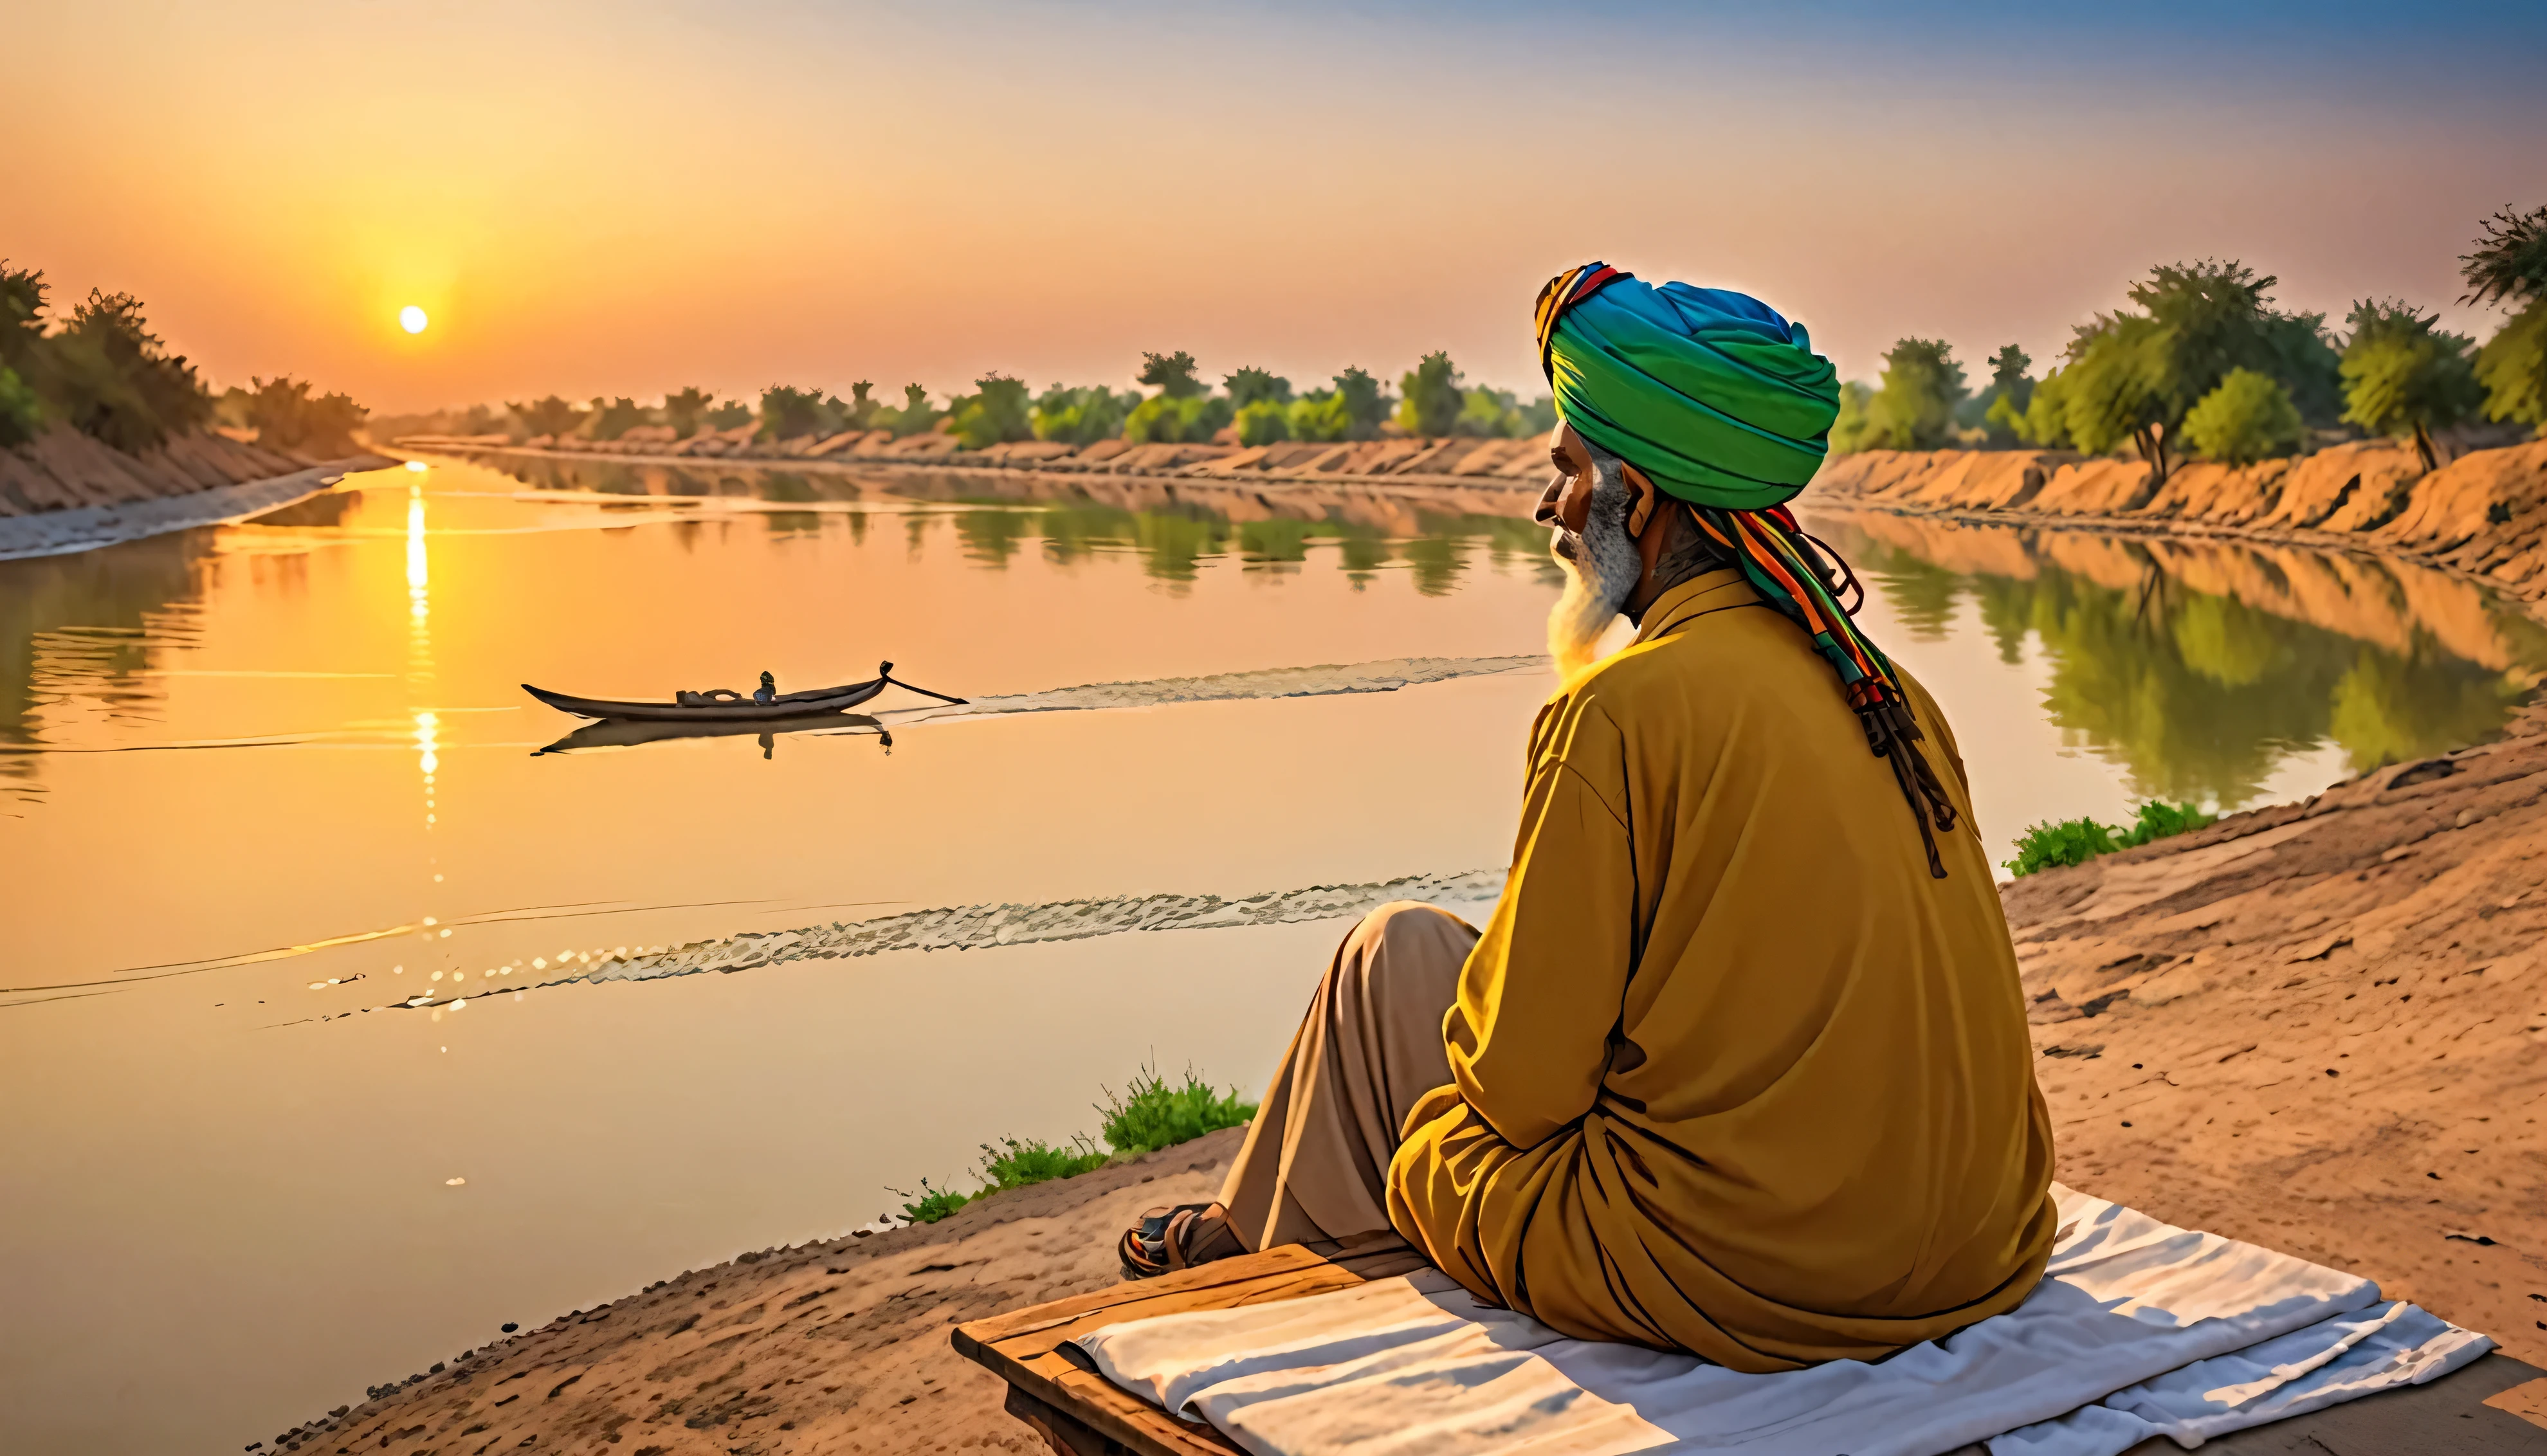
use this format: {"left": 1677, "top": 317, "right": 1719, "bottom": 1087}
{"left": 953, "top": 1244, "right": 2547, "bottom": 1455}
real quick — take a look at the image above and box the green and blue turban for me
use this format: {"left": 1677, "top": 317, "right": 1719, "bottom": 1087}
{"left": 1536, "top": 262, "right": 1960, "bottom": 877}
{"left": 1534, "top": 263, "right": 1841, "bottom": 511}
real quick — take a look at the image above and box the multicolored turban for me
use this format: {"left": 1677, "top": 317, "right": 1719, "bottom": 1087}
{"left": 1535, "top": 264, "right": 1840, "bottom": 510}
{"left": 1536, "top": 263, "right": 1960, "bottom": 877}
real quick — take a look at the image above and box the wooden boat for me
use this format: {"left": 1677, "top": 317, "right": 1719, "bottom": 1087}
{"left": 520, "top": 660, "right": 963, "bottom": 722}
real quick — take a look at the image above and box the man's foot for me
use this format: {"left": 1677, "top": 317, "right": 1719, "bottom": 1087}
{"left": 1118, "top": 1202, "right": 1245, "bottom": 1279}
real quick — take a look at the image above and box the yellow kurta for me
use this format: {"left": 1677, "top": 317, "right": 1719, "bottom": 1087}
{"left": 1386, "top": 567, "right": 2057, "bottom": 1372}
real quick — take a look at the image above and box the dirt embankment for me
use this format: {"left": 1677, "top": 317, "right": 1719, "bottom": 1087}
{"left": 1812, "top": 440, "right": 2547, "bottom": 602}
{"left": 0, "top": 424, "right": 318, "bottom": 516}
{"left": 280, "top": 705, "right": 2547, "bottom": 1456}
{"left": 2009, "top": 698, "right": 2547, "bottom": 1376}
{"left": 0, "top": 425, "right": 397, "bottom": 558}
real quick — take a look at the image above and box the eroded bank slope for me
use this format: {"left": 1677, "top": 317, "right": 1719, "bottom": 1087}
{"left": 1812, "top": 439, "right": 2547, "bottom": 603}
{"left": 0, "top": 425, "right": 394, "bottom": 557}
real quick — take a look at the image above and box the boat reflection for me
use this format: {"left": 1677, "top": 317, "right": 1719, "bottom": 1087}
{"left": 533, "top": 711, "right": 892, "bottom": 758}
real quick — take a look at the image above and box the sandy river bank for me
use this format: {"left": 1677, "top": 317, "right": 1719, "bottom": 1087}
{"left": 262, "top": 698, "right": 2547, "bottom": 1455}
{"left": 0, "top": 425, "right": 395, "bottom": 558}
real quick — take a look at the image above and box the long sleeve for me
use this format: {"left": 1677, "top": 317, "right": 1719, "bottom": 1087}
{"left": 1442, "top": 701, "right": 1638, "bottom": 1151}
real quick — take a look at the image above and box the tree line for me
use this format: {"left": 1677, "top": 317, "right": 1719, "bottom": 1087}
{"left": 1831, "top": 204, "right": 2546, "bottom": 480}
{"left": 1, "top": 262, "right": 371, "bottom": 457}
{"left": 416, "top": 349, "right": 1560, "bottom": 453}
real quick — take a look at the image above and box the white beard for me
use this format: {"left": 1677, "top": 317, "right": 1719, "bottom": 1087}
{"left": 1546, "top": 462, "right": 1639, "bottom": 683}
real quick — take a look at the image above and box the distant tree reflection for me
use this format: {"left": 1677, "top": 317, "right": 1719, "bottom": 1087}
{"left": 1837, "top": 521, "right": 2542, "bottom": 806}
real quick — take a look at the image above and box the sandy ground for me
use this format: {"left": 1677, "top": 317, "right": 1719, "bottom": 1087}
{"left": 274, "top": 707, "right": 2547, "bottom": 1456}
{"left": 2007, "top": 698, "right": 2547, "bottom": 1373}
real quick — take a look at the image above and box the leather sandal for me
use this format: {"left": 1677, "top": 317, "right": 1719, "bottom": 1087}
{"left": 1117, "top": 1201, "right": 1244, "bottom": 1279}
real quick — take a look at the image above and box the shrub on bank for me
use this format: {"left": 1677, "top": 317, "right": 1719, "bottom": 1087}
{"left": 241, "top": 376, "right": 370, "bottom": 456}
{"left": 947, "top": 373, "right": 1034, "bottom": 448}
{"left": 1398, "top": 350, "right": 1465, "bottom": 437}
{"left": 1099, "top": 1065, "right": 1256, "bottom": 1155}
{"left": 1032, "top": 383, "right": 1133, "bottom": 444}
{"left": 1288, "top": 390, "right": 1353, "bottom": 442}
{"left": 2004, "top": 800, "right": 2216, "bottom": 877}
{"left": 2183, "top": 368, "right": 2305, "bottom": 466}
{"left": 890, "top": 1062, "right": 1259, "bottom": 1224}
{"left": 1236, "top": 398, "right": 1292, "bottom": 446}
{"left": 1124, "top": 392, "right": 1234, "bottom": 444}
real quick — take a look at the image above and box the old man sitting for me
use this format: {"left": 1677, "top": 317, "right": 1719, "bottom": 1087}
{"left": 1118, "top": 265, "right": 2057, "bottom": 1372}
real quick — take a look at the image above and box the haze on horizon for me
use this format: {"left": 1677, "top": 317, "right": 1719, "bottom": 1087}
{"left": 14, "top": 0, "right": 2546, "bottom": 415}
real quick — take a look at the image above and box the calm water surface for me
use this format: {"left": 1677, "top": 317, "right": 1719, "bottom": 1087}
{"left": 3, "top": 453, "right": 2539, "bottom": 1452}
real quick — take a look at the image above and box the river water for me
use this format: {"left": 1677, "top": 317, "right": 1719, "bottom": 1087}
{"left": 3, "top": 452, "right": 2539, "bottom": 1452}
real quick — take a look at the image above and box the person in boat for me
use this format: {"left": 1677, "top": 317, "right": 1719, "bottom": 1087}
{"left": 753, "top": 671, "right": 777, "bottom": 705}
{"left": 1120, "top": 266, "right": 2058, "bottom": 1372}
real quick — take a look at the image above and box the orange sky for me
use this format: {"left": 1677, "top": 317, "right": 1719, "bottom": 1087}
{"left": 14, "top": 1, "right": 2545, "bottom": 412}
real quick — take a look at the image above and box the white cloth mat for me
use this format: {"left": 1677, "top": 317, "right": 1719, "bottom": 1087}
{"left": 1073, "top": 1183, "right": 2491, "bottom": 1456}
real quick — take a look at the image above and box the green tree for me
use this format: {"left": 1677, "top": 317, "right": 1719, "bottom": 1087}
{"left": 758, "top": 385, "right": 841, "bottom": 440}
{"left": 1864, "top": 338, "right": 1967, "bottom": 450}
{"left": 1031, "top": 383, "right": 1131, "bottom": 444}
{"left": 1234, "top": 399, "right": 1291, "bottom": 446}
{"left": 2339, "top": 299, "right": 2481, "bottom": 471}
{"left": 1124, "top": 394, "right": 1233, "bottom": 444}
{"left": 2182, "top": 368, "right": 2304, "bottom": 466}
{"left": 1515, "top": 394, "right": 1558, "bottom": 436}
{"left": 589, "top": 396, "right": 648, "bottom": 441}
{"left": 844, "top": 380, "right": 878, "bottom": 430}
{"left": 1223, "top": 367, "right": 1291, "bottom": 410}
{"left": 0, "top": 265, "right": 47, "bottom": 445}
{"left": 509, "top": 395, "right": 583, "bottom": 439}
{"left": 661, "top": 387, "right": 714, "bottom": 439}
{"left": 2260, "top": 310, "right": 2344, "bottom": 427}
{"left": 2462, "top": 204, "right": 2547, "bottom": 433}
{"left": 2061, "top": 314, "right": 2170, "bottom": 464}
{"left": 1287, "top": 390, "right": 1351, "bottom": 442}
{"left": 2063, "top": 261, "right": 2341, "bottom": 483}
{"left": 0, "top": 364, "right": 40, "bottom": 447}
{"left": 704, "top": 398, "right": 753, "bottom": 430}
{"left": 1976, "top": 344, "right": 2035, "bottom": 446}
{"left": 2018, "top": 365, "right": 2075, "bottom": 448}
{"left": 1454, "top": 386, "right": 1521, "bottom": 437}
{"left": 0, "top": 262, "right": 44, "bottom": 371}
{"left": 1397, "top": 350, "right": 1465, "bottom": 437}
{"left": 947, "top": 372, "right": 1034, "bottom": 448}
{"left": 1137, "top": 350, "right": 1203, "bottom": 399}
{"left": 1828, "top": 380, "right": 1877, "bottom": 454}
{"left": 50, "top": 290, "right": 212, "bottom": 451}
{"left": 1333, "top": 367, "right": 1390, "bottom": 439}
{"left": 245, "top": 376, "right": 368, "bottom": 455}
{"left": 873, "top": 383, "right": 941, "bottom": 438}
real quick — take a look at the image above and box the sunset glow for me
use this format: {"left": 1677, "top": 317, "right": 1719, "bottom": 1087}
{"left": 13, "top": 3, "right": 2542, "bottom": 412}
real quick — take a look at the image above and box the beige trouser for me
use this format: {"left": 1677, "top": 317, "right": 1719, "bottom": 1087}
{"left": 1218, "top": 901, "right": 1479, "bottom": 1250}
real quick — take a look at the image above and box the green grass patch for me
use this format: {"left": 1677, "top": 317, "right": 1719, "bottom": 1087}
{"left": 1099, "top": 1064, "right": 1259, "bottom": 1156}
{"left": 888, "top": 1177, "right": 972, "bottom": 1224}
{"left": 980, "top": 1134, "right": 1110, "bottom": 1191}
{"left": 2004, "top": 801, "right": 2216, "bottom": 877}
{"left": 886, "top": 1062, "right": 1261, "bottom": 1224}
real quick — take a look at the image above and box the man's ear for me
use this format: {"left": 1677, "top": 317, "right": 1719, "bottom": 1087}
{"left": 1620, "top": 462, "right": 1657, "bottom": 538}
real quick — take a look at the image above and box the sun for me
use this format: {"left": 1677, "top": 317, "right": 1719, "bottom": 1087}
{"left": 399, "top": 305, "right": 430, "bottom": 334}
